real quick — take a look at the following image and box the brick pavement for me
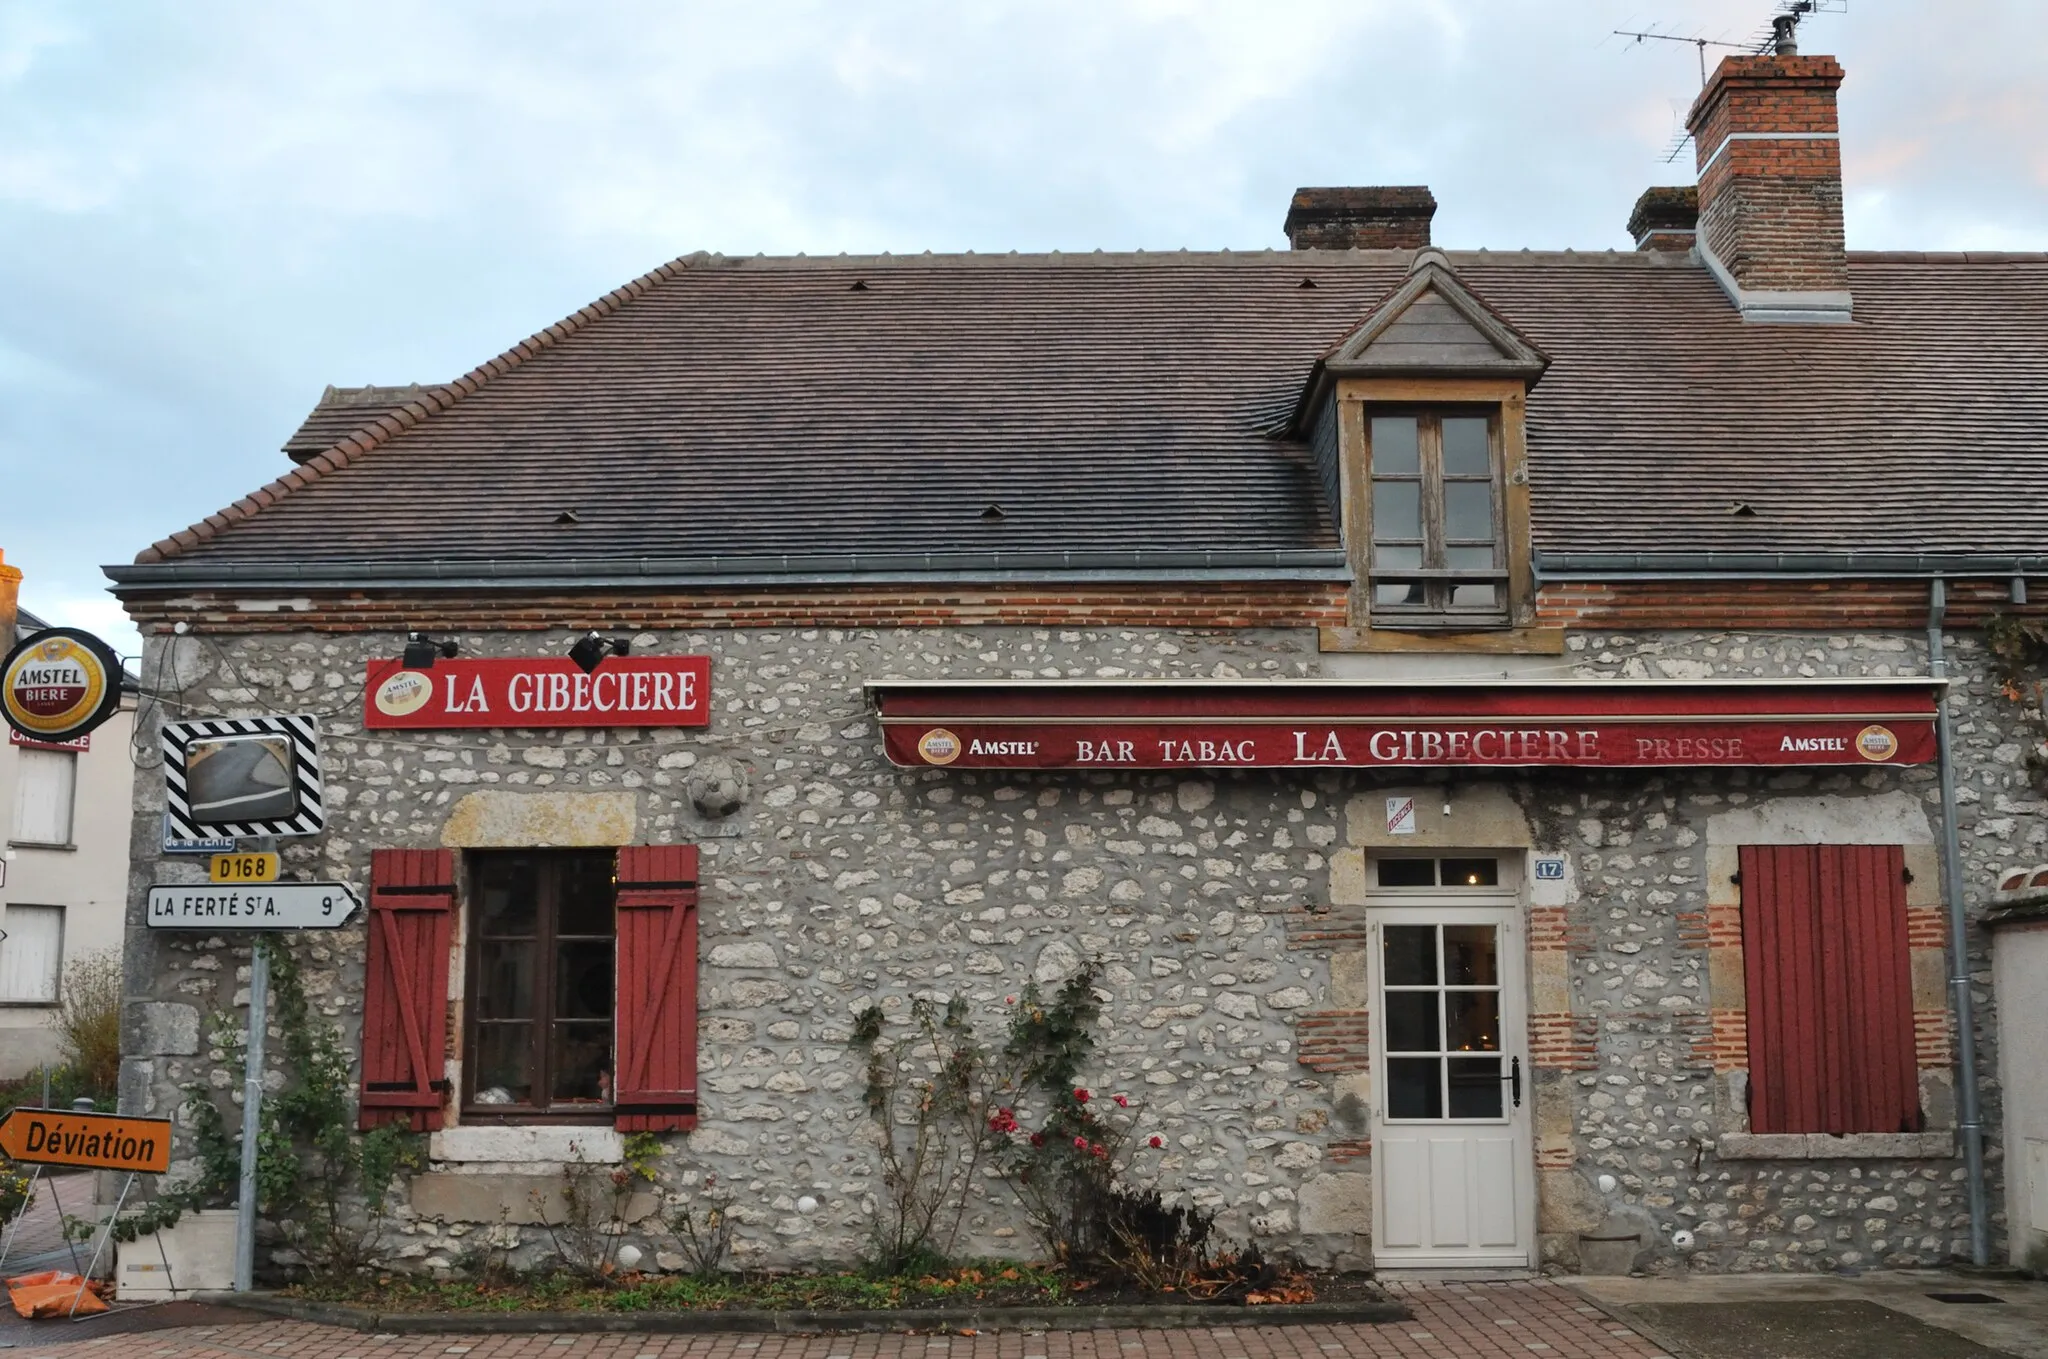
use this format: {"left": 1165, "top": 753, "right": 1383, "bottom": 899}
{"left": 0, "top": 1280, "right": 1671, "bottom": 1358}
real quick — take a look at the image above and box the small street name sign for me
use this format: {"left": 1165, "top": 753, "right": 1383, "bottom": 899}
{"left": 146, "top": 881, "right": 361, "bottom": 930}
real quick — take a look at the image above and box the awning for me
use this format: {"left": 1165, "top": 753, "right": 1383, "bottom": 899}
{"left": 866, "top": 678, "right": 1942, "bottom": 771}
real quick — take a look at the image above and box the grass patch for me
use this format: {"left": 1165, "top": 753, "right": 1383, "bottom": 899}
{"left": 291, "top": 1262, "right": 1074, "bottom": 1314}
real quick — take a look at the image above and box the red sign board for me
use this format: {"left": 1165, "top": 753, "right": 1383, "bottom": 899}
{"left": 10, "top": 727, "right": 89, "bottom": 752}
{"left": 871, "top": 679, "right": 1940, "bottom": 771}
{"left": 364, "top": 657, "right": 711, "bottom": 730}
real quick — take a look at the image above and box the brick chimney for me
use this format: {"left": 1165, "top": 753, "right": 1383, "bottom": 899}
{"left": 1284, "top": 187, "right": 1435, "bottom": 250}
{"left": 1627, "top": 186, "right": 1698, "bottom": 252}
{"left": 0, "top": 549, "right": 19, "bottom": 644}
{"left": 1684, "top": 50, "right": 1850, "bottom": 321}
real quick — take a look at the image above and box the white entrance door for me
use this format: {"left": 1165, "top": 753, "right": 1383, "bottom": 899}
{"left": 1369, "top": 905, "right": 1533, "bottom": 1266}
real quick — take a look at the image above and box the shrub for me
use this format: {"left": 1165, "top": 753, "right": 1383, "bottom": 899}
{"left": 51, "top": 949, "right": 122, "bottom": 1098}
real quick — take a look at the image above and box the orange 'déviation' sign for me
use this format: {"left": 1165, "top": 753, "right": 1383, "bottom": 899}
{"left": 0, "top": 1108, "right": 172, "bottom": 1174}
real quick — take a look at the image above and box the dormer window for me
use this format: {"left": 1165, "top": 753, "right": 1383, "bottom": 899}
{"left": 1290, "top": 248, "right": 1551, "bottom": 649}
{"left": 1368, "top": 410, "right": 1507, "bottom": 626}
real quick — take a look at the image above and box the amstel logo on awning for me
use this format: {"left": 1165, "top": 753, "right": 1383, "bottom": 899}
{"left": 1, "top": 627, "right": 124, "bottom": 744}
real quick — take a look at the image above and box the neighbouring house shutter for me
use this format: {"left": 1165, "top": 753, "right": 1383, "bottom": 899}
{"left": 0, "top": 904, "right": 64, "bottom": 1002}
{"left": 11, "top": 749, "right": 76, "bottom": 845}
{"left": 1741, "top": 844, "right": 1920, "bottom": 1136}
{"left": 359, "top": 848, "right": 455, "bottom": 1131}
{"left": 613, "top": 844, "right": 699, "bottom": 1132}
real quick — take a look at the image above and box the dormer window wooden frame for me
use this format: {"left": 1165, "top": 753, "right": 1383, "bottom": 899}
{"left": 1296, "top": 250, "right": 1556, "bottom": 654}
{"left": 1334, "top": 380, "right": 1540, "bottom": 649}
{"left": 1364, "top": 405, "right": 1508, "bottom": 627}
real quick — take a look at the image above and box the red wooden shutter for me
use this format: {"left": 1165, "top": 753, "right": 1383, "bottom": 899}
{"left": 1741, "top": 844, "right": 1919, "bottom": 1136}
{"left": 358, "top": 848, "right": 456, "bottom": 1131}
{"left": 614, "top": 845, "right": 700, "bottom": 1132}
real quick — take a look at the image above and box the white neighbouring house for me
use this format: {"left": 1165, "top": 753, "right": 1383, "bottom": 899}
{"left": 0, "top": 589, "right": 138, "bottom": 1079}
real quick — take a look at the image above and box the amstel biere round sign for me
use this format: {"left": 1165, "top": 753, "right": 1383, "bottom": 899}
{"left": 2, "top": 628, "right": 125, "bottom": 744}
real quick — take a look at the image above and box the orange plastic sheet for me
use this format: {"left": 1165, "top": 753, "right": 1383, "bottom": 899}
{"left": 6, "top": 1270, "right": 109, "bottom": 1318}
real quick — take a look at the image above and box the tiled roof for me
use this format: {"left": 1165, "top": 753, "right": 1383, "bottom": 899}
{"left": 281, "top": 385, "right": 439, "bottom": 463}
{"left": 124, "top": 248, "right": 2048, "bottom": 580}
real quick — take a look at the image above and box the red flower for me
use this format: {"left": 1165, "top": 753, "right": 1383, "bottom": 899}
{"left": 1029, "top": 1132, "right": 1045, "bottom": 1147}
{"left": 1074, "top": 1135, "right": 1089, "bottom": 1149}
{"left": 1091, "top": 1144, "right": 1108, "bottom": 1159}
{"left": 1113, "top": 1094, "right": 1130, "bottom": 1108}
{"left": 1074, "top": 1088, "right": 1090, "bottom": 1104}
{"left": 1149, "top": 1135, "right": 1163, "bottom": 1148}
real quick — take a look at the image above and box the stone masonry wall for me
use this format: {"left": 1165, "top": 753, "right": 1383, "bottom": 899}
{"left": 114, "top": 620, "right": 2040, "bottom": 1277}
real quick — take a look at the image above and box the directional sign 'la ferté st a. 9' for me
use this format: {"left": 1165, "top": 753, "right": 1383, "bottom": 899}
{"left": 146, "top": 880, "right": 361, "bottom": 930}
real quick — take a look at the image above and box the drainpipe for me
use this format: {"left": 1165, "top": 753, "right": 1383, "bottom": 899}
{"left": 1928, "top": 576, "right": 1991, "bottom": 1267}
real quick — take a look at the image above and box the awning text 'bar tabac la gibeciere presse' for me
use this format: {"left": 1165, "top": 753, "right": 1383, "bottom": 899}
{"left": 868, "top": 678, "right": 1942, "bottom": 770}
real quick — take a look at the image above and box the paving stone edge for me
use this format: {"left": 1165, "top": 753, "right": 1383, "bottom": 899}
{"left": 202, "top": 1291, "right": 1412, "bottom": 1334}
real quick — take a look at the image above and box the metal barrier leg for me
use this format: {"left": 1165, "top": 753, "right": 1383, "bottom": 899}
{"left": 41, "top": 1170, "right": 83, "bottom": 1275}
{"left": 69, "top": 1171, "right": 135, "bottom": 1321}
{"left": 0, "top": 1163, "right": 44, "bottom": 1271}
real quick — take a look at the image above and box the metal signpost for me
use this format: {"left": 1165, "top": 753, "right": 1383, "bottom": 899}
{"left": 145, "top": 875, "right": 360, "bottom": 1291}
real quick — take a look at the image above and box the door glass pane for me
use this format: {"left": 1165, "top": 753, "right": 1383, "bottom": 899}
{"left": 556, "top": 941, "right": 614, "bottom": 1020}
{"left": 1440, "top": 858, "right": 1500, "bottom": 888}
{"left": 1373, "top": 481, "right": 1421, "bottom": 541}
{"left": 1445, "top": 545, "right": 1496, "bottom": 571}
{"left": 1446, "top": 990, "right": 1500, "bottom": 1052}
{"left": 1384, "top": 992, "right": 1442, "bottom": 1053}
{"left": 1371, "top": 416, "right": 1420, "bottom": 475}
{"left": 1444, "top": 481, "right": 1494, "bottom": 541}
{"left": 1443, "top": 924, "right": 1499, "bottom": 983}
{"left": 1441, "top": 417, "right": 1491, "bottom": 475}
{"left": 1450, "top": 581, "right": 1499, "bottom": 609}
{"left": 474, "top": 941, "right": 536, "bottom": 1019}
{"left": 473, "top": 1024, "right": 535, "bottom": 1105}
{"left": 1388, "top": 1058, "right": 1445, "bottom": 1119}
{"left": 1447, "top": 1057, "right": 1504, "bottom": 1118}
{"left": 1383, "top": 925, "right": 1438, "bottom": 984}
{"left": 550, "top": 1024, "right": 614, "bottom": 1103}
{"left": 1377, "top": 859, "right": 1436, "bottom": 887}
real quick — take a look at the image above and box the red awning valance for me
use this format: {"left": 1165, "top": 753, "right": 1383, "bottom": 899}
{"left": 866, "top": 678, "right": 1942, "bottom": 771}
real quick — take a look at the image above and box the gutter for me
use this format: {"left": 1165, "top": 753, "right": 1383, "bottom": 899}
{"left": 103, "top": 549, "right": 1353, "bottom": 595}
{"left": 1537, "top": 552, "right": 2046, "bottom": 586}
{"left": 1928, "top": 578, "right": 1992, "bottom": 1269}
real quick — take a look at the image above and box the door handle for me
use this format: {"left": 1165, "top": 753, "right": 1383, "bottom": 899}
{"left": 1501, "top": 1055, "right": 1522, "bottom": 1108}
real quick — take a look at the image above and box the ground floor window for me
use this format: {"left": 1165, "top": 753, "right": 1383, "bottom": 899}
{"left": 465, "top": 850, "right": 617, "bottom": 1119}
{"left": 1740, "top": 843, "right": 1920, "bottom": 1135}
{"left": 0, "top": 903, "right": 63, "bottom": 1002}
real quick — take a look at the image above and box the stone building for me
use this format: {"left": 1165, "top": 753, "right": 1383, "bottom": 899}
{"left": 107, "top": 47, "right": 2047, "bottom": 1277}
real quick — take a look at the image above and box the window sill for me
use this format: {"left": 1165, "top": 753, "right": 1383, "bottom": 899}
{"left": 6, "top": 841, "right": 76, "bottom": 853}
{"left": 429, "top": 1124, "right": 623, "bottom": 1165}
{"left": 1716, "top": 1131, "right": 1956, "bottom": 1160}
{"left": 1321, "top": 625, "right": 1565, "bottom": 656}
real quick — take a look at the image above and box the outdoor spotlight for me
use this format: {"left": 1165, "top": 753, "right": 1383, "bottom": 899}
{"left": 568, "top": 631, "right": 631, "bottom": 674}
{"left": 403, "top": 632, "right": 460, "bottom": 669}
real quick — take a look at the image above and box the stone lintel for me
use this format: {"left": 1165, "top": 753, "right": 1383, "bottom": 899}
{"left": 1715, "top": 1130, "right": 1957, "bottom": 1160}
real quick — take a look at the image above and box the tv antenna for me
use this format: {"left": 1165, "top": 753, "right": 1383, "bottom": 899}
{"left": 1612, "top": 25, "right": 1749, "bottom": 86}
{"left": 1614, "top": 3, "right": 1847, "bottom": 162}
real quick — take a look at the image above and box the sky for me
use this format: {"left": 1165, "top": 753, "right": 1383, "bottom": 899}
{"left": 3, "top": 0, "right": 2045, "bottom": 663}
